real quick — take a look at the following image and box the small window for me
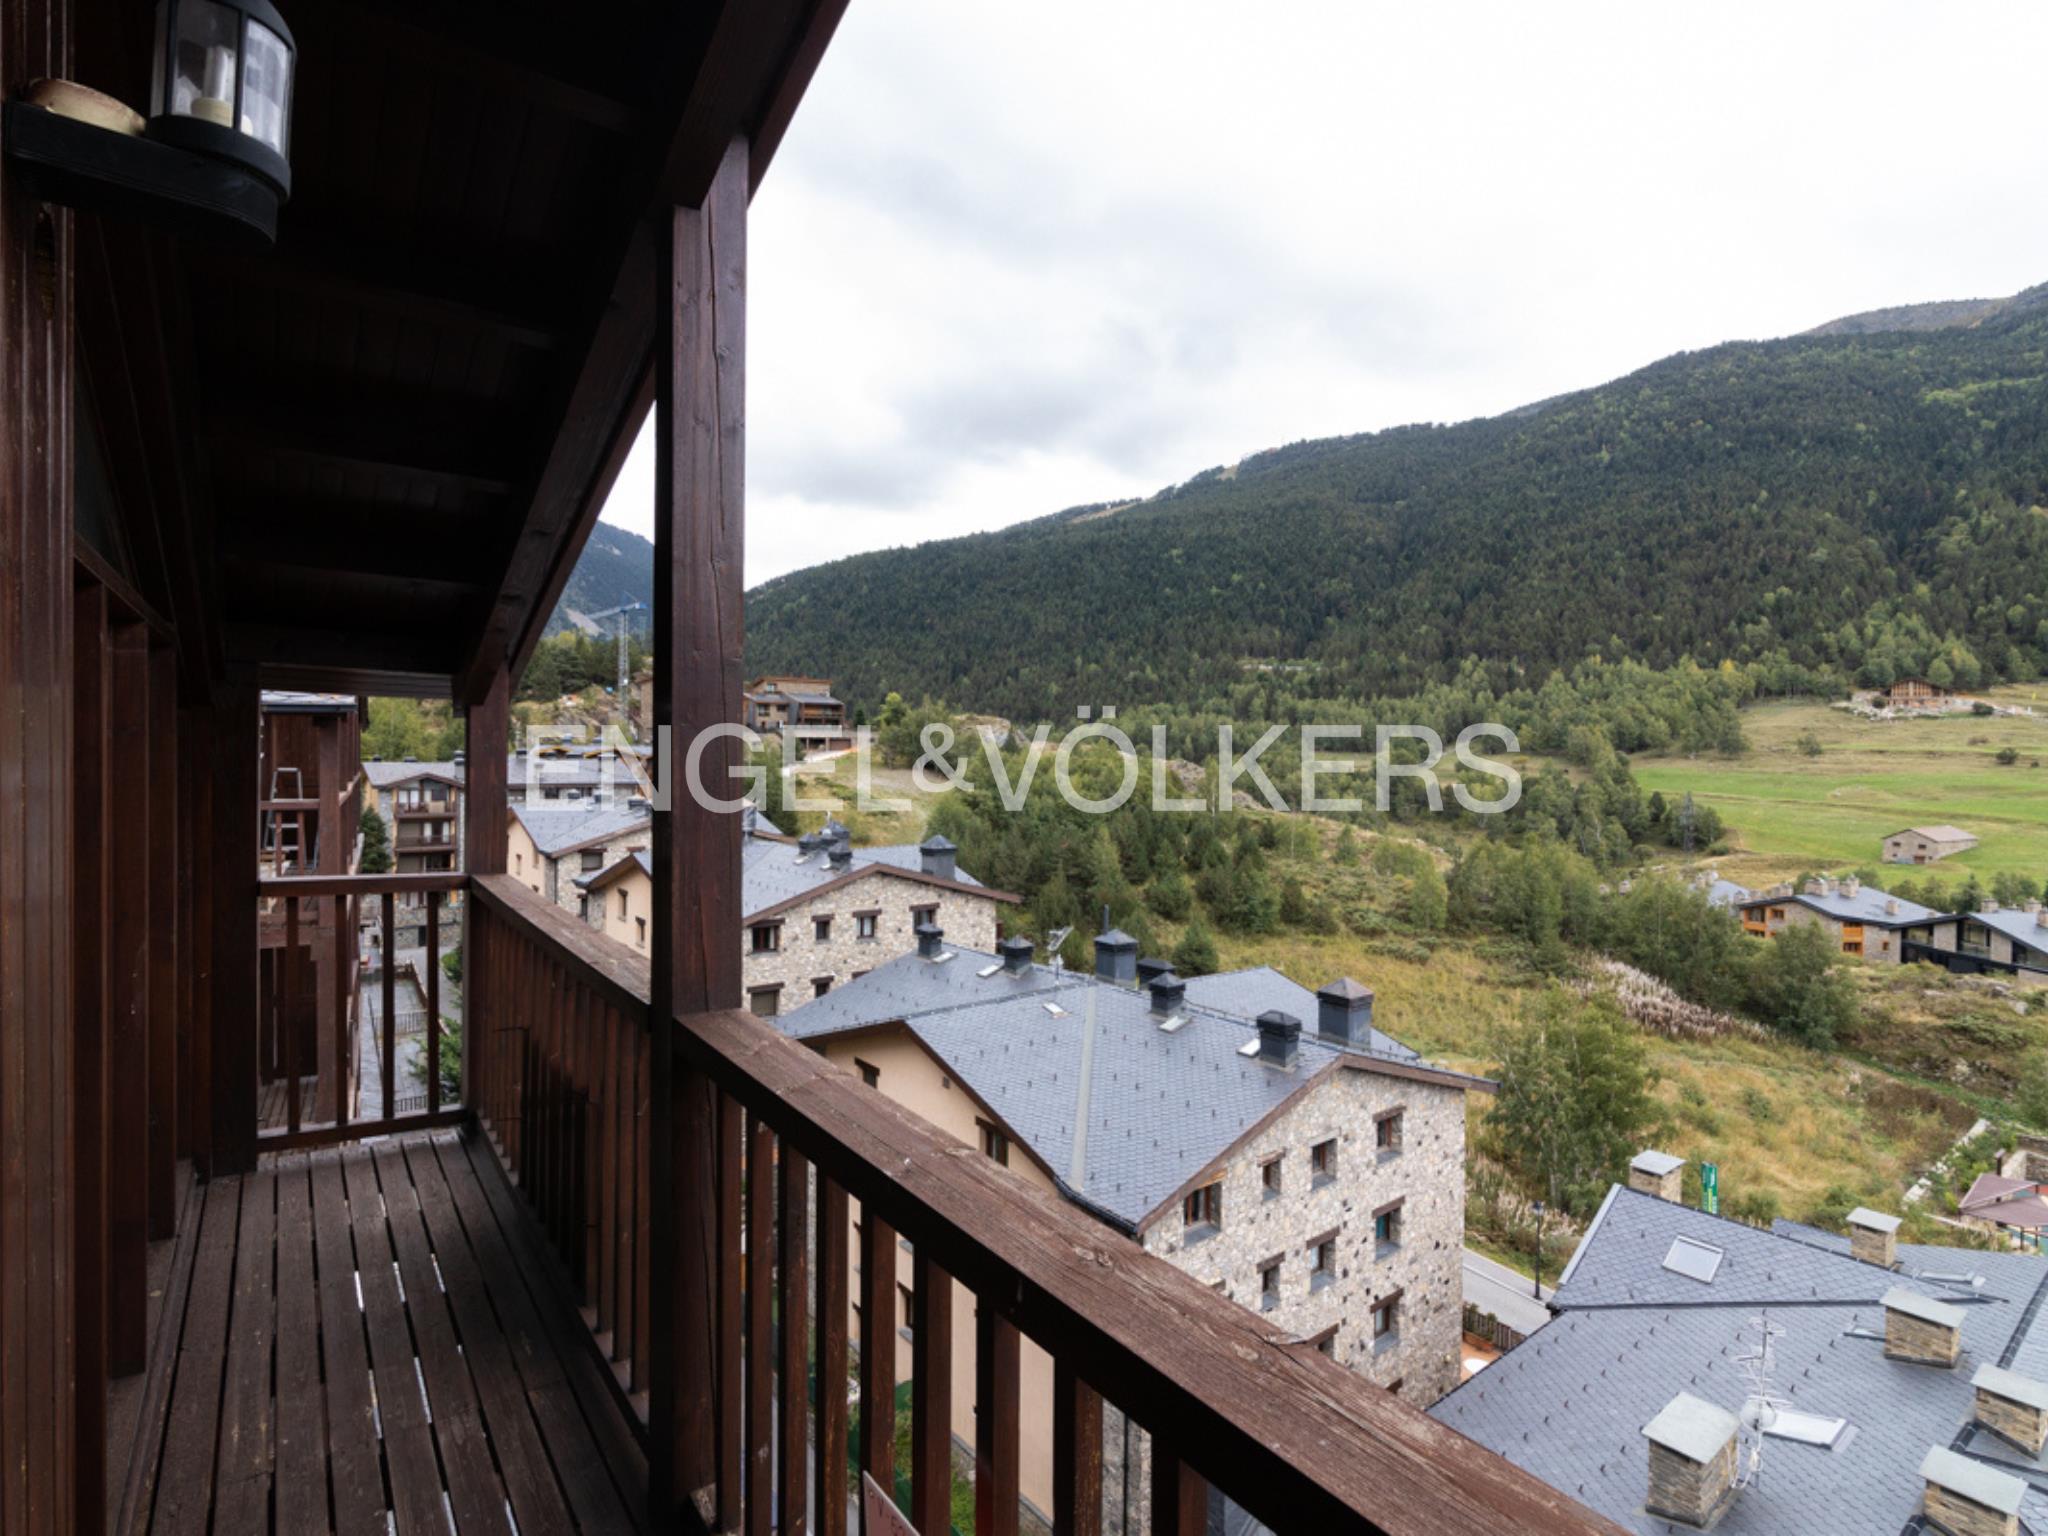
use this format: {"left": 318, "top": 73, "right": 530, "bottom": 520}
{"left": 750, "top": 923, "right": 781, "bottom": 954}
{"left": 514, "top": 851, "right": 523, "bottom": 873}
{"left": 910, "top": 903, "right": 939, "bottom": 926}
{"left": 1375, "top": 1110, "right": 1404, "bottom": 1157}
{"left": 814, "top": 915, "right": 833, "bottom": 942}
{"left": 898, "top": 1283, "right": 915, "bottom": 1342}
{"left": 1312, "top": 1328, "right": 1338, "bottom": 1359}
{"left": 812, "top": 977, "right": 832, "bottom": 999}
{"left": 617, "top": 889, "right": 629, "bottom": 919}
{"left": 748, "top": 986, "right": 781, "bottom": 1019}
{"left": 1769, "top": 906, "right": 1786, "bottom": 922}
{"left": 1182, "top": 1181, "right": 1222, "bottom": 1236}
{"left": 979, "top": 1121, "right": 1010, "bottom": 1167}
{"left": 856, "top": 1059, "right": 880, "bottom": 1089}
{"left": 1371, "top": 1293, "right": 1401, "bottom": 1342}
{"left": 1311, "top": 1138, "right": 1338, "bottom": 1185}
{"left": 580, "top": 849, "right": 604, "bottom": 872}
{"left": 1386, "top": 1377, "right": 1404, "bottom": 1397}
{"left": 635, "top": 916, "right": 647, "bottom": 948}
{"left": 856, "top": 913, "right": 879, "bottom": 940}
{"left": 578, "top": 895, "right": 589, "bottom": 919}
{"left": 1374, "top": 1202, "right": 1403, "bottom": 1253}
{"left": 1309, "top": 1234, "right": 1337, "bottom": 1290}
{"left": 1261, "top": 1155, "right": 1283, "bottom": 1200}
{"left": 1259, "top": 1258, "right": 1281, "bottom": 1312}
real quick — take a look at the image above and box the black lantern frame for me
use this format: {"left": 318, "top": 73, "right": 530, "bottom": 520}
{"left": 146, "top": 0, "right": 295, "bottom": 200}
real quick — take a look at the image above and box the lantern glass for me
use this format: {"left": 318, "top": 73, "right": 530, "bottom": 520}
{"left": 240, "top": 18, "right": 291, "bottom": 157}
{"left": 159, "top": 0, "right": 243, "bottom": 130}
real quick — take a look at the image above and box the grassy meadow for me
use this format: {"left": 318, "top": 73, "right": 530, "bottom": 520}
{"left": 1631, "top": 687, "right": 2048, "bottom": 891}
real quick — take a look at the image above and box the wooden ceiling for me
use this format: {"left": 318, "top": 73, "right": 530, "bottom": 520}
{"left": 78, "top": 0, "right": 845, "bottom": 699}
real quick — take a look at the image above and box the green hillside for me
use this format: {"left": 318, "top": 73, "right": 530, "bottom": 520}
{"left": 746, "top": 284, "right": 2048, "bottom": 720}
{"left": 547, "top": 524, "right": 653, "bottom": 638}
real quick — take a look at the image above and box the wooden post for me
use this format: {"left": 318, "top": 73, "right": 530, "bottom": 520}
{"left": 210, "top": 667, "right": 260, "bottom": 1174}
{"left": 975, "top": 1303, "right": 1021, "bottom": 1536}
{"left": 70, "top": 584, "right": 109, "bottom": 1534}
{"left": 912, "top": 1251, "right": 954, "bottom": 1536}
{"left": 1054, "top": 1361, "right": 1104, "bottom": 1536}
{"left": 179, "top": 703, "right": 214, "bottom": 1168}
{"left": 146, "top": 642, "right": 179, "bottom": 1239}
{"left": 462, "top": 665, "right": 508, "bottom": 1117}
{"left": 107, "top": 622, "right": 150, "bottom": 1375}
{"left": 650, "top": 133, "right": 749, "bottom": 1526}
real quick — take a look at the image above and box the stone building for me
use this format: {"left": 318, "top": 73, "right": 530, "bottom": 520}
{"left": 506, "top": 799, "right": 655, "bottom": 914}
{"left": 1883, "top": 824, "right": 1979, "bottom": 864}
{"left": 1734, "top": 875, "right": 1958, "bottom": 963}
{"left": 779, "top": 930, "right": 1483, "bottom": 1530}
{"left": 575, "top": 823, "right": 1013, "bottom": 1012}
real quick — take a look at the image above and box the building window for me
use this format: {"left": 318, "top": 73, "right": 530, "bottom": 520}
{"left": 748, "top": 986, "right": 781, "bottom": 1019}
{"left": 856, "top": 912, "right": 879, "bottom": 941}
{"left": 1310, "top": 1328, "right": 1338, "bottom": 1359}
{"left": 910, "top": 903, "right": 938, "bottom": 928}
{"left": 1309, "top": 1234, "right": 1337, "bottom": 1291}
{"left": 814, "top": 915, "right": 833, "bottom": 942}
{"left": 577, "top": 895, "right": 589, "bottom": 919}
{"left": 1259, "top": 1258, "right": 1281, "bottom": 1312}
{"left": 1311, "top": 1138, "right": 1337, "bottom": 1186}
{"left": 1182, "top": 1181, "right": 1222, "bottom": 1238}
{"left": 635, "top": 917, "right": 646, "bottom": 949}
{"left": 856, "top": 1059, "right": 880, "bottom": 1089}
{"left": 750, "top": 922, "right": 781, "bottom": 954}
{"left": 1261, "top": 1155, "right": 1283, "bottom": 1200}
{"left": 514, "top": 852, "right": 522, "bottom": 874}
{"left": 812, "top": 977, "right": 832, "bottom": 999}
{"left": 1375, "top": 1110, "right": 1405, "bottom": 1159}
{"left": 898, "top": 1283, "right": 915, "bottom": 1343}
{"left": 978, "top": 1120, "right": 1010, "bottom": 1167}
{"left": 1374, "top": 1201, "right": 1404, "bottom": 1255}
{"left": 1768, "top": 906, "right": 1786, "bottom": 922}
{"left": 1371, "top": 1292, "right": 1402, "bottom": 1346}
{"left": 617, "top": 889, "right": 630, "bottom": 919}
{"left": 580, "top": 849, "right": 605, "bottom": 872}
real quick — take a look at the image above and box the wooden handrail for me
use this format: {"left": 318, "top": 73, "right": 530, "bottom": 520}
{"left": 258, "top": 871, "right": 467, "bottom": 898}
{"left": 463, "top": 873, "right": 1618, "bottom": 1535}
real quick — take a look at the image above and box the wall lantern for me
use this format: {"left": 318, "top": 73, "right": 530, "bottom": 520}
{"left": 0, "top": 0, "right": 294, "bottom": 242}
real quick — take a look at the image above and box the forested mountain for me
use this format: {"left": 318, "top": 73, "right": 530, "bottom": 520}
{"left": 547, "top": 524, "right": 653, "bottom": 637}
{"left": 746, "top": 283, "right": 2048, "bottom": 722}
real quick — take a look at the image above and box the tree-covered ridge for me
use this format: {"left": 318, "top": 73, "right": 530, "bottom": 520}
{"left": 746, "top": 284, "right": 2048, "bottom": 721}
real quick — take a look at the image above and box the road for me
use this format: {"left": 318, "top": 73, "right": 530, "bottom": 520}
{"left": 1462, "top": 1248, "right": 1555, "bottom": 1339}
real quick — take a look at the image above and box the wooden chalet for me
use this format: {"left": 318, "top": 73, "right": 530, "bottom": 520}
{"left": 0, "top": 2, "right": 1622, "bottom": 1534}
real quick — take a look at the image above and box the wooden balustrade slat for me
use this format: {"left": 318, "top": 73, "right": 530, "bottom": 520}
{"left": 583, "top": 990, "right": 603, "bottom": 1302}
{"left": 975, "top": 1303, "right": 1020, "bottom": 1536}
{"left": 745, "top": 1114, "right": 774, "bottom": 1536}
{"left": 911, "top": 1250, "right": 953, "bottom": 1536}
{"left": 284, "top": 894, "right": 303, "bottom": 1134}
{"left": 858, "top": 1205, "right": 897, "bottom": 1516}
{"left": 1151, "top": 1448, "right": 1204, "bottom": 1536}
{"left": 380, "top": 893, "right": 397, "bottom": 1123}
{"left": 777, "top": 1146, "right": 810, "bottom": 1536}
{"left": 717, "top": 1092, "right": 745, "bottom": 1535}
{"left": 1054, "top": 1360, "right": 1104, "bottom": 1536}
{"left": 426, "top": 892, "right": 441, "bottom": 1116}
{"left": 816, "top": 1176, "right": 850, "bottom": 1536}
{"left": 335, "top": 891, "right": 352, "bottom": 1133}
{"left": 634, "top": 1025, "right": 652, "bottom": 1396}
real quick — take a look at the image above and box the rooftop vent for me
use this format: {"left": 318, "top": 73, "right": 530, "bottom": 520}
{"left": 1256, "top": 1010, "right": 1301, "bottom": 1069}
{"left": 1093, "top": 927, "right": 1138, "bottom": 985}
{"left": 1315, "top": 977, "right": 1374, "bottom": 1048}
{"left": 1629, "top": 1150, "right": 1686, "bottom": 1203}
{"left": 1147, "top": 970, "right": 1186, "bottom": 1019}
{"left": 1921, "top": 1445, "right": 2024, "bottom": 1536}
{"left": 827, "top": 840, "right": 853, "bottom": 871}
{"left": 627, "top": 796, "right": 649, "bottom": 814}
{"left": 797, "top": 831, "right": 823, "bottom": 857}
{"left": 997, "top": 936, "right": 1035, "bottom": 976}
{"left": 1974, "top": 1364, "right": 2048, "bottom": 1455}
{"left": 1135, "top": 956, "right": 1175, "bottom": 987}
{"left": 915, "top": 921, "right": 945, "bottom": 961}
{"left": 1884, "top": 1287, "right": 1965, "bottom": 1367}
{"left": 918, "top": 834, "right": 957, "bottom": 883}
{"left": 1641, "top": 1392, "right": 1739, "bottom": 1529}
{"left": 1847, "top": 1207, "right": 1900, "bottom": 1269}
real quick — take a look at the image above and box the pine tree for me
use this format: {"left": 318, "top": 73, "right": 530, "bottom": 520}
{"left": 360, "top": 805, "right": 393, "bottom": 874}
{"left": 1172, "top": 919, "right": 1219, "bottom": 978}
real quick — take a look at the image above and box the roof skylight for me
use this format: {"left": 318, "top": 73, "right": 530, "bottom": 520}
{"left": 1662, "top": 1236, "right": 1724, "bottom": 1284}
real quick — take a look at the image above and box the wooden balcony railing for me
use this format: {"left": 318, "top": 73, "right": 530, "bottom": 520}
{"left": 256, "top": 871, "right": 466, "bottom": 1148}
{"left": 463, "top": 874, "right": 1622, "bottom": 1536}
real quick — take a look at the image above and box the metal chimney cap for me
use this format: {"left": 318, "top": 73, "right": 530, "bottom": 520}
{"left": 919, "top": 833, "right": 956, "bottom": 852}
{"left": 1316, "top": 976, "right": 1374, "bottom": 1004}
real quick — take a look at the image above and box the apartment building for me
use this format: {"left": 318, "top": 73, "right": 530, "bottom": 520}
{"left": 1734, "top": 875, "right": 1959, "bottom": 963}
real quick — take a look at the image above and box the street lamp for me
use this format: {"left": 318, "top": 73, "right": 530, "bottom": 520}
{"left": 1531, "top": 1201, "right": 1546, "bottom": 1299}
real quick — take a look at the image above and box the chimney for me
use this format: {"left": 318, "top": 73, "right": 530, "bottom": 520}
{"left": 998, "top": 936, "right": 1035, "bottom": 976}
{"left": 828, "top": 840, "right": 853, "bottom": 871}
{"left": 1847, "top": 1206, "right": 1900, "bottom": 1268}
{"left": 1641, "top": 1393, "right": 1739, "bottom": 1529}
{"left": 1983, "top": 899, "right": 2002, "bottom": 915}
{"left": 452, "top": 750, "right": 465, "bottom": 765}
{"left": 1886, "top": 898, "right": 1902, "bottom": 916}
{"left": 368, "top": 753, "right": 381, "bottom": 762}
{"left": 1844, "top": 876, "right": 1861, "bottom": 897}
{"left": 404, "top": 754, "right": 419, "bottom": 763}
{"left": 918, "top": 834, "right": 958, "bottom": 883}
{"left": 1093, "top": 928, "right": 1138, "bottom": 986}
{"left": 797, "top": 830, "right": 824, "bottom": 857}
{"left": 2038, "top": 909, "right": 2048, "bottom": 931}
{"left": 915, "top": 921, "right": 945, "bottom": 960}
{"left": 1974, "top": 1364, "right": 2048, "bottom": 1455}
{"left": 1315, "top": 977, "right": 1375, "bottom": 1048}
{"left": 1920, "top": 1445, "right": 2024, "bottom": 1536}
{"left": 1628, "top": 1150, "right": 1685, "bottom": 1203}
{"left": 1147, "top": 970, "right": 1186, "bottom": 1017}
{"left": 2026, "top": 899, "right": 2043, "bottom": 916}
{"left": 1884, "top": 1286, "right": 1965, "bottom": 1367}
{"left": 1135, "top": 956, "right": 1174, "bottom": 987}
{"left": 1255, "top": 1010, "right": 1301, "bottom": 1069}
{"left": 628, "top": 796, "right": 649, "bottom": 815}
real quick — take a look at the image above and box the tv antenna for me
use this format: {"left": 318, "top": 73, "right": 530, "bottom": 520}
{"left": 1732, "top": 1310, "right": 1787, "bottom": 1491}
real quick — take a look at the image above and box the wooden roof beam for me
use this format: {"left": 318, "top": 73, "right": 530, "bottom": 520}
{"left": 210, "top": 396, "right": 523, "bottom": 498}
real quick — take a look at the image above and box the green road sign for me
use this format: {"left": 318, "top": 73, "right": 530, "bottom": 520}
{"left": 1701, "top": 1162, "right": 1720, "bottom": 1215}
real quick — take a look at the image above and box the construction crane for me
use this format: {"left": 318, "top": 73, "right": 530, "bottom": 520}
{"left": 584, "top": 600, "right": 645, "bottom": 699}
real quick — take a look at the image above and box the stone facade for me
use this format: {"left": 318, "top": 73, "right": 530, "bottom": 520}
{"left": 1738, "top": 892, "right": 1957, "bottom": 965}
{"left": 1924, "top": 1482, "right": 2019, "bottom": 1536}
{"left": 507, "top": 813, "right": 649, "bottom": 918}
{"left": 1646, "top": 1438, "right": 1735, "bottom": 1529}
{"left": 1886, "top": 1304, "right": 1963, "bottom": 1367}
{"left": 1975, "top": 1383, "right": 2048, "bottom": 1455}
{"left": 740, "top": 875, "right": 1002, "bottom": 1015}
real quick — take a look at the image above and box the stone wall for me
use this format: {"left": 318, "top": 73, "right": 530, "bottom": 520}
{"left": 1924, "top": 1483, "right": 2017, "bottom": 1536}
{"left": 1976, "top": 1386, "right": 2048, "bottom": 1454}
{"left": 745, "top": 874, "right": 1003, "bottom": 1011}
{"left": 1886, "top": 1309, "right": 1961, "bottom": 1366}
{"left": 1646, "top": 1439, "right": 1734, "bottom": 1528}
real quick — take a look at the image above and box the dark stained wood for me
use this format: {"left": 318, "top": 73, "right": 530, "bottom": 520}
{"left": 911, "top": 1250, "right": 954, "bottom": 1536}
{"left": 177, "top": 704, "right": 213, "bottom": 1173}
{"left": 1151, "top": 1449, "right": 1205, "bottom": 1536}
{"left": 748, "top": 0, "right": 853, "bottom": 195}
{"left": 427, "top": 892, "right": 443, "bottom": 1115}
{"left": 777, "top": 1145, "right": 810, "bottom": 1536}
{"left": 270, "top": 1155, "right": 327, "bottom": 1536}
{"left": 815, "top": 1177, "right": 851, "bottom": 1536}
{"left": 717, "top": 1092, "right": 745, "bottom": 1533}
{"left": 463, "top": 668, "right": 510, "bottom": 877}
{"left": 308, "top": 1144, "right": 384, "bottom": 1533}
{"left": 674, "top": 1006, "right": 1628, "bottom": 1536}
{"left": 210, "top": 670, "right": 260, "bottom": 1175}
{"left": 283, "top": 896, "right": 302, "bottom": 1134}
{"left": 212, "top": 1169, "right": 276, "bottom": 1533}
{"left": 70, "top": 581, "right": 110, "bottom": 1533}
{"left": 107, "top": 622, "right": 152, "bottom": 1376}
{"left": 974, "top": 1303, "right": 1020, "bottom": 1536}
{"left": 149, "top": 1179, "right": 239, "bottom": 1534}
{"left": 260, "top": 870, "right": 466, "bottom": 899}
{"left": 1054, "top": 1361, "right": 1104, "bottom": 1536}
{"left": 858, "top": 1207, "right": 896, "bottom": 1506}
{"left": 145, "top": 642, "right": 179, "bottom": 1241}
{"left": 380, "top": 893, "right": 398, "bottom": 1120}
{"left": 746, "top": 1113, "right": 775, "bottom": 1536}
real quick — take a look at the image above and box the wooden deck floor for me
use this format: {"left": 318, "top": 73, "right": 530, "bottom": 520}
{"left": 120, "top": 1129, "right": 647, "bottom": 1535}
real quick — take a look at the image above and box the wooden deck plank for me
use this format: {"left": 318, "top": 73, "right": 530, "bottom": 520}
{"left": 340, "top": 1146, "right": 446, "bottom": 1536}
{"left": 212, "top": 1168, "right": 277, "bottom": 1533}
{"left": 401, "top": 1134, "right": 580, "bottom": 1536}
{"left": 149, "top": 1178, "right": 240, "bottom": 1535}
{"left": 308, "top": 1147, "right": 386, "bottom": 1536}
{"left": 272, "top": 1154, "right": 331, "bottom": 1536}
{"left": 369, "top": 1139, "right": 514, "bottom": 1536}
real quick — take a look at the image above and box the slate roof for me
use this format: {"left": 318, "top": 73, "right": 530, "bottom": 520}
{"left": 1892, "top": 825, "right": 1979, "bottom": 844}
{"left": 364, "top": 760, "right": 462, "bottom": 789}
{"left": 776, "top": 946, "right": 1466, "bottom": 1231}
{"left": 1433, "top": 1186, "right": 2048, "bottom": 1535}
{"left": 575, "top": 829, "right": 974, "bottom": 921}
{"left": 1704, "top": 878, "right": 1750, "bottom": 910}
{"left": 1737, "top": 883, "right": 1952, "bottom": 928}
{"left": 510, "top": 801, "right": 651, "bottom": 857}
{"left": 1969, "top": 907, "right": 2048, "bottom": 956}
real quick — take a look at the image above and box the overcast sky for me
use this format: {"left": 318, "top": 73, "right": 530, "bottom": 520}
{"left": 597, "top": 0, "right": 2048, "bottom": 587}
